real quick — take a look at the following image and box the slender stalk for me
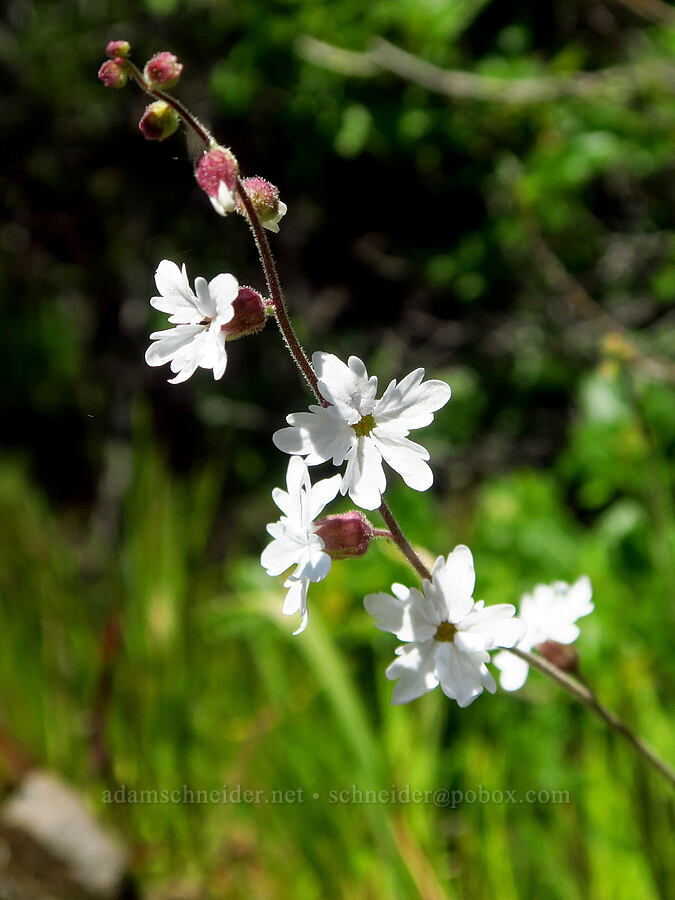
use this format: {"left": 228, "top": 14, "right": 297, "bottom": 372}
{"left": 235, "top": 180, "right": 321, "bottom": 401}
{"left": 122, "top": 59, "right": 216, "bottom": 147}
{"left": 378, "top": 501, "right": 431, "bottom": 580}
{"left": 511, "top": 647, "right": 675, "bottom": 788}
{"left": 373, "top": 528, "right": 393, "bottom": 539}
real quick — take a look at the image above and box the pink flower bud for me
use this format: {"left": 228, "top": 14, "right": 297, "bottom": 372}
{"left": 106, "top": 40, "right": 131, "bottom": 59}
{"left": 195, "top": 147, "right": 239, "bottom": 216}
{"left": 315, "top": 511, "right": 374, "bottom": 561}
{"left": 144, "top": 51, "right": 184, "bottom": 90}
{"left": 222, "top": 287, "right": 267, "bottom": 340}
{"left": 238, "top": 176, "right": 287, "bottom": 233}
{"left": 98, "top": 59, "right": 127, "bottom": 89}
{"left": 138, "top": 101, "right": 180, "bottom": 141}
{"left": 536, "top": 640, "right": 579, "bottom": 673}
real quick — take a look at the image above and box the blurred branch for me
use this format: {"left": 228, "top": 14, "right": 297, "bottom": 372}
{"left": 513, "top": 648, "right": 675, "bottom": 789}
{"left": 609, "top": 0, "right": 675, "bottom": 25}
{"left": 297, "top": 35, "right": 675, "bottom": 103}
{"left": 522, "top": 217, "right": 675, "bottom": 382}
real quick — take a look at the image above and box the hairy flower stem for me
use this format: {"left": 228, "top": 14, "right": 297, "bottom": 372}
{"left": 378, "top": 501, "right": 431, "bottom": 580}
{"left": 511, "top": 647, "right": 675, "bottom": 789}
{"left": 235, "top": 180, "right": 321, "bottom": 401}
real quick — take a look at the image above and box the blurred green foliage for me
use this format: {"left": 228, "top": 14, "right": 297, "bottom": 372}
{"left": 0, "top": 0, "right": 674, "bottom": 896}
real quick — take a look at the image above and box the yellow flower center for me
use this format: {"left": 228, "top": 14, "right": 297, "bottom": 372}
{"left": 434, "top": 621, "right": 458, "bottom": 643}
{"left": 352, "top": 413, "right": 376, "bottom": 437}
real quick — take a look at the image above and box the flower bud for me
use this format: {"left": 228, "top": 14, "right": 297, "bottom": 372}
{"left": 98, "top": 59, "right": 127, "bottom": 89}
{"left": 536, "top": 640, "right": 579, "bottom": 673}
{"left": 315, "top": 511, "right": 374, "bottom": 561}
{"left": 106, "top": 40, "right": 131, "bottom": 59}
{"left": 222, "top": 287, "right": 267, "bottom": 340}
{"left": 144, "top": 51, "right": 184, "bottom": 90}
{"left": 138, "top": 101, "right": 180, "bottom": 141}
{"left": 238, "top": 176, "right": 287, "bottom": 233}
{"left": 195, "top": 146, "right": 239, "bottom": 216}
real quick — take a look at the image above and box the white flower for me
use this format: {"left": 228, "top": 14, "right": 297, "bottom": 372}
{"left": 210, "top": 181, "right": 236, "bottom": 216}
{"left": 261, "top": 456, "right": 342, "bottom": 634}
{"left": 365, "top": 546, "right": 523, "bottom": 706}
{"left": 273, "top": 352, "right": 451, "bottom": 510}
{"left": 493, "top": 576, "right": 593, "bottom": 691}
{"left": 145, "top": 260, "right": 238, "bottom": 384}
{"left": 263, "top": 200, "right": 287, "bottom": 233}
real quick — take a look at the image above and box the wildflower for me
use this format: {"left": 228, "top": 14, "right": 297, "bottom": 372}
{"left": 365, "top": 546, "right": 523, "bottom": 706}
{"left": 261, "top": 457, "right": 342, "bottom": 634}
{"left": 145, "top": 259, "right": 238, "bottom": 383}
{"left": 493, "top": 576, "right": 593, "bottom": 691}
{"left": 105, "top": 40, "right": 131, "bottom": 59}
{"left": 273, "top": 353, "right": 451, "bottom": 510}
{"left": 195, "top": 147, "right": 239, "bottom": 216}
{"left": 143, "top": 51, "right": 183, "bottom": 90}
{"left": 98, "top": 59, "right": 127, "bottom": 89}
{"left": 138, "top": 101, "right": 180, "bottom": 141}
{"left": 238, "top": 176, "right": 287, "bottom": 233}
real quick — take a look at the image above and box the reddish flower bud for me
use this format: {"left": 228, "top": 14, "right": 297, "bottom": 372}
{"left": 238, "top": 176, "right": 287, "bottom": 233}
{"left": 144, "top": 51, "right": 184, "bottom": 90}
{"left": 536, "top": 640, "right": 579, "bottom": 673}
{"left": 98, "top": 59, "right": 127, "bottom": 89}
{"left": 195, "top": 147, "right": 239, "bottom": 216}
{"left": 222, "top": 287, "right": 267, "bottom": 340}
{"left": 315, "top": 511, "right": 374, "bottom": 561}
{"left": 138, "top": 101, "right": 180, "bottom": 141}
{"left": 106, "top": 40, "right": 131, "bottom": 59}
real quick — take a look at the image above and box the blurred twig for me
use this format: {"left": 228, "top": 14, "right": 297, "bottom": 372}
{"left": 297, "top": 35, "right": 675, "bottom": 104}
{"left": 513, "top": 648, "right": 675, "bottom": 789}
{"left": 522, "top": 219, "right": 675, "bottom": 382}
{"left": 609, "top": 0, "right": 675, "bottom": 25}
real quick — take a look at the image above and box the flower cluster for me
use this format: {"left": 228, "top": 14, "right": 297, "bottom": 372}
{"left": 103, "top": 40, "right": 596, "bottom": 712}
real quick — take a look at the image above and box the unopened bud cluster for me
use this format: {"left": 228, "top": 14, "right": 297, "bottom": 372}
{"left": 98, "top": 40, "right": 131, "bottom": 88}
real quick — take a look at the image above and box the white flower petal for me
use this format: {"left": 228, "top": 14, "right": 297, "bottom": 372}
{"left": 145, "top": 325, "right": 203, "bottom": 367}
{"left": 152, "top": 260, "right": 203, "bottom": 321}
{"left": 282, "top": 577, "right": 310, "bottom": 635}
{"left": 372, "top": 429, "right": 433, "bottom": 492}
{"left": 493, "top": 650, "right": 530, "bottom": 691}
{"left": 307, "top": 473, "right": 342, "bottom": 522}
{"left": 374, "top": 369, "right": 451, "bottom": 431}
{"left": 459, "top": 603, "right": 523, "bottom": 650}
{"left": 208, "top": 273, "right": 239, "bottom": 321}
{"left": 434, "top": 643, "right": 490, "bottom": 707}
{"left": 273, "top": 406, "right": 354, "bottom": 465}
{"left": 313, "top": 352, "right": 378, "bottom": 420}
{"left": 341, "top": 437, "right": 386, "bottom": 510}
{"left": 364, "top": 591, "right": 409, "bottom": 640}
{"left": 386, "top": 641, "right": 439, "bottom": 704}
{"left": 260, "top": 531, "right": 303, "bottom": 576}
{"left": 428, "top": 547, "right": 476, "bottom": 621}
